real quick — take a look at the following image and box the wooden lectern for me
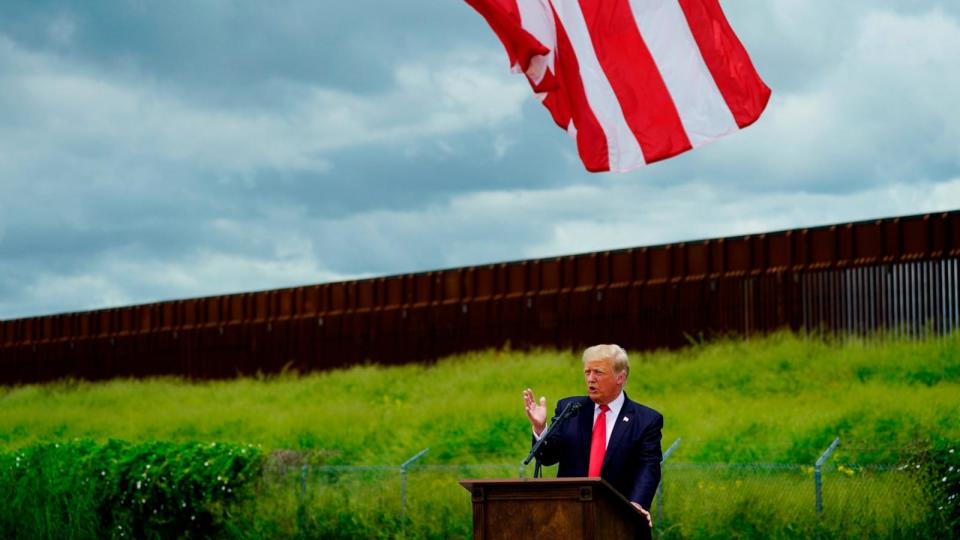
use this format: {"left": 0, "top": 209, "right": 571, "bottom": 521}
{"left": 459, "top": 478, "right": 651, "bottom": 540}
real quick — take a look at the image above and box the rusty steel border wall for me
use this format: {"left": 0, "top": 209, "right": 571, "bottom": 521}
{"left": 2, "top": 211, "right": 959, "bottom": 383}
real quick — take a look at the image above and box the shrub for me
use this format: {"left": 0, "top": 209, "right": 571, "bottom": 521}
{"left": 0, "top": 440, "right": 263, "bottom": 539}
{"left": 926, "top": 443, "right": 960, "bottom": 536}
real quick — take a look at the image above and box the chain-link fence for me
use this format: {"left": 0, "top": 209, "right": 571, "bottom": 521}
{"left": 653, "top": 462, "right": 933, "bottom": 539}
{"left": 251, "top": 458, "right": 517, "bottom": 538}
{"left": 651, "top": 438, "right": 951, "bottom": 539}
{"left": 247, "top": 441, "right": 954, "bottom": 539}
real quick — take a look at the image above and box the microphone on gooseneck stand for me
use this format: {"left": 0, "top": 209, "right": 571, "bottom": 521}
{"left": 522, "top": 401, "right": 584, "bottom": 478}
{"left": 558, "top": 401, "right": 583, "bottom": 420}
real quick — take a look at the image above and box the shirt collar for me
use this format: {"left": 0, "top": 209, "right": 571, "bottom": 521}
{"left": 597, "top": 391, "right": 625, "bottom": 418}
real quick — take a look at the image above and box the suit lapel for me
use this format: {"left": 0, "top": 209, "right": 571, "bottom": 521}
{"left": 578, "top": 399, "right": 593, "bottom": 471}
{"left": 603, "top": 394, "right": 634, "bottom": 470}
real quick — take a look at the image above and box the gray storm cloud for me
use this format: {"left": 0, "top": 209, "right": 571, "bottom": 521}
{"left": 0, "top": 1, "right": 958, "bottom": 318}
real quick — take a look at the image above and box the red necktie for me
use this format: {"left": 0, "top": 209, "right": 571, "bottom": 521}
{"left": 588, "top": 404, "right": 610, "bottom": 477}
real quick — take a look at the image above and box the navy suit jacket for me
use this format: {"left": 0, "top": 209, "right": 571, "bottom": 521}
{"left": 534, "top": 393, "right": 663, "bottom": 510}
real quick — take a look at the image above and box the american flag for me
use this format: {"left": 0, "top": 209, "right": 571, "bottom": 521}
{"left": 466, "top": 0, "right": 771, "bottom": 172}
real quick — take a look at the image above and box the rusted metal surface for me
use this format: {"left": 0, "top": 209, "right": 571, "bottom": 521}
{"left": 1, "top": 211, "right": 958, "bottom": 383}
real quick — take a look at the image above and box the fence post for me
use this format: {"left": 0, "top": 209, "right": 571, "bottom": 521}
{"left": 815, "top": 437, "right": 840, "bottom": 516}
{"left": 400, "top": 448, "right": 430, "bottom": 520}
{"left": 656, "top": 437, "right": 681, "bottom": 535}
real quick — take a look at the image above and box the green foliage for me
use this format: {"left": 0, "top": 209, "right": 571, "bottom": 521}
{"left": 0, "top": 440, "right": 264, "bottom": 539}
{"left": 3, "top": 332, "right": 958, "bottom": 467}
{"left": 900, "top": 441, "right": 960, "bottom": 536}
{"left": 934, "top": 445, "right": 960, "bottom": 535}
{"left": 0, "top": 331, "right": 958, "bottom": 538}
{"left": 657, "top": 465, "right": 940, "bottom": 539}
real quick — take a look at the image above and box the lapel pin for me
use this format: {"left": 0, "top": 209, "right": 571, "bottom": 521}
{"left": 623, "top": 417, "right": 630, "bottom": 422}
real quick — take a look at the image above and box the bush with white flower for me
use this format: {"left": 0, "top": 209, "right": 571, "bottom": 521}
{"left": 934, "top": 445, "right": 959, "bottom": 535}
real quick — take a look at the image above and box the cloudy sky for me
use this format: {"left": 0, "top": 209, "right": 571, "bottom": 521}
{"left": 1, "top": 1, "right": 958, "bottom": 319}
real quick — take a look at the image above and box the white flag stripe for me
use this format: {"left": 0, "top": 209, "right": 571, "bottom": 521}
{"left": 553, "top": 0, "right": 646, "bottom": 171}
{"left": 516, "top": 0, "right": 556, "bottom": 85}
{"left": 627, "top": 0, "right": 738, "bottom": 147}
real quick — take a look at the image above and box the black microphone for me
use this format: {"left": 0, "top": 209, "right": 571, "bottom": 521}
{"left": 557, "top": 401, "right": 583, "bottom": 420}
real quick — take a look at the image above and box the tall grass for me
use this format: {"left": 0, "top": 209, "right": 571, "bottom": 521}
{"left": 656, "top": 465, "right": 937, "bottom": 539}
{"left": 0, "top": 440, "right": 263, "bottom": 539}
{"left": 2, "top": 332, "right": 957, "bottom": 465}
{"left": 1, "top": 331, "right": 958, "bottom": 538}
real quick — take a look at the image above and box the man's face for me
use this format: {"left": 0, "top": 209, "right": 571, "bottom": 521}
{"left": 584, "top": 357, "right": 625, "bottom": 405}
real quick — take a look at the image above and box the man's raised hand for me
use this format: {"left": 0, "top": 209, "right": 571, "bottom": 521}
{"left": 523, "top": 388, "right": 547, "bottom": 436}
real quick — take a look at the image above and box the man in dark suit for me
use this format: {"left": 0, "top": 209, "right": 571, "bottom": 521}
{"left": 523, "top": 344, "right": 662, "bottom": 529}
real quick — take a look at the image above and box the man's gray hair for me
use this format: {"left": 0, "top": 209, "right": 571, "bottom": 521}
{"left": 582, "top": 344, "right": 629, "bottom": 379}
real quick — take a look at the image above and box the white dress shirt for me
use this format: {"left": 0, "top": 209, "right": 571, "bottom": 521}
{"left": 595, "top": 391, "right": 625, "bottom": 447}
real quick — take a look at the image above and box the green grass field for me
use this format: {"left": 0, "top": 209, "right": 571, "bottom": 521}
{"left": 1, "top": 331, "right": 958, "bottom": 538}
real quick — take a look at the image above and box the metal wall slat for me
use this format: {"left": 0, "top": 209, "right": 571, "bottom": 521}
{"left": 3, "top": 212, "right": 960, "bottom": 383}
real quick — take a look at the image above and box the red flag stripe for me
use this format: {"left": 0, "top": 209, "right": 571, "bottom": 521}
{"left": 551, "top": 5, "right": 609, "bottom": 172}
{"left": 553, "top": 0, "right": 645, "bottom": 171}
{"left": 464, "top": 0, "right": 549, "bottom": 75}
{"left": 516, "top": 0, "right": 557, "bottom": 86}
{"left": 577, "top": 0, "right": 691, "bottom": 165}
{"left": 678, "top": 0, "right": 771, "bottom": 129}
{"left": 626, "top": 0, "right": 738, "bottom": 147}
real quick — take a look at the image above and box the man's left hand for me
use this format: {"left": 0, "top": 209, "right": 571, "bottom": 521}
{"left": 630, "top": 502, "right": 652, "bottom": 528}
